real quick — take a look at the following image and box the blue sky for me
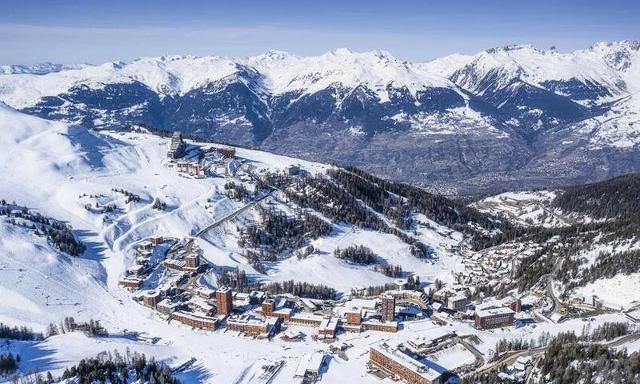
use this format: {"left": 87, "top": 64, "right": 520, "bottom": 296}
{"left": 1, "top": 0, "right": 639, "bottom": 65}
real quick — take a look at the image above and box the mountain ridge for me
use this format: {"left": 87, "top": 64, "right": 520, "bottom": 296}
{"left": 1, "top": 40, "right": 640, "bottom": 194}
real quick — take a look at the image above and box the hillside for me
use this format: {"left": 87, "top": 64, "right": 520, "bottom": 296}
{"left": 0, "top": 104, "right": 639, "bottom": 383}
{"left": 472, "top": 174, "right": 640, "bottom": 309}
{"left": 0, "top": 102, "right": 502, "bottom": 318}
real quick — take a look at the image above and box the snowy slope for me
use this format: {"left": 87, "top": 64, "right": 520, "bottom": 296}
{"left": 421, "top": 42, "right": 637, "bottom": 102}
{"left": 0, "top": 49, "right": 459, "bottom": 109}
{"left": 0, "top": 105, "right": 473, "bottom": 382}
{"left": 0, "top": 103, "right": 460, "bottom": 303}
{"left": 0, "top": 104, "right": 638, "bottom": 383}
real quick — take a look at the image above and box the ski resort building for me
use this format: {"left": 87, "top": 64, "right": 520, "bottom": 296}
{"left": 318, "top": 317, "right": 339, "bottom": 339}
{"left": 261, "top": 299, "right": 275, "bottom": 317}
{"left": 216, "top": 287, "right": 233, "bottom": 315}
{"left": 156, "top": 298, "right": 184, "bottom": 315}
{"left": 167, "top": 132, "right": 186, "bottom": 159}
{"left": 288, "top": 312, "right": 324, "bottom": 327}
{"left": 142, "top": 290, "right": 162, "bottom": 308}
{"left": 503, "top": 298, "right": 522, "bottom": 312}
{"left": 381, "top": 294, "right": 396, "bottom": 322}
{"left": 171, "top": 311, "right": 219, "bottom": 330}
{"left": 119, "top": 276, "right": 143, "bottom": 290}
{"left": 294, "top": 353, "right": 325, "bottom": 382}
{"left": 446, "top": 294, "right": 469, "bottom": 312}
{"left": 369, "top": 343, "right": 442, "bottom": 384}
{"left": 362, "top": 319, "right": 398, "bottom": 333}
{"left": 346, "top": 309, "right": 362, "bottom": 325}
{"left": 226, "top": 314, "right": 279, "bottom": 336}
{"left": 176, "top": 160, "right": 206, "bottom": 178}
{"left": 475, "top": 307, "right": 515, "bottom": 329}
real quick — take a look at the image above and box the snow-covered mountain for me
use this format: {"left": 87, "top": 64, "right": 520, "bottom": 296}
{"left": 1, "top": 41, "right": 640, "bottom": 193}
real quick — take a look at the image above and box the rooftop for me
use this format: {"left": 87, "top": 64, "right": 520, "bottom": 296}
{"left": 370, "top": 343, "right": 442, "bottom": 381}
{"left": 476, "top": 307, "right": 515, "bottom": 317}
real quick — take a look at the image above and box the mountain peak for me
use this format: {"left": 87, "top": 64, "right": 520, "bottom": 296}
{"left": 485, "top": 44, "right": 541, "bottom": 54}
{"left": 251, "top": 49, "right": 297, "bottom": 62}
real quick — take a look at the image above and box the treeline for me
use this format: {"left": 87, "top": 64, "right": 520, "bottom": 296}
{"left": 552, "top": 172, "right": 640, "bottom": 220}
{"left": 466, "top": 328, "right": 640, "bottom": 384}
{"left": 582, "top": 322, "right": 634, "bottom": 342}
{"left": 258, "top": 280, "right": 337, "bottom": 300}
{"left": 538, "top": 332, "right": 640, "bottom": 384}
{"left": 334, "top": 245, "right": 378, "bottom": 265}
{"left": 112, "top": 188, "right": 142, "bottom": 204}
{"left": 0, "top": 322, "right": 43, "bottom": 340}
{"left": 339, "top": 167, "right": 509, "bottom": 237}
{"left": 493, "top": 338, "right": 532, "bottom": 359}
{"left": 565, "top": 249, "right": 640, "bottom": 290}
{"left": 61, "top": 350, "right": 177, "bottom": 384}
{"left": 216, "top": 267, "right": 249, "bottom": 291}
{"left": 246, "top": 280, "right": 336, "bottom": 300}
{"left": 240, "top": 206, "right": 331, "bottom": 258}
{"left": 216, "top": 269, "right": 337, "bottom": 300}
{"left": 224, "top": 181, "right": 252, "bottom": 202}
{"left": 278, "top": 173, "right": 433, "bottom": 259}
{"left": 0, "top": 354, "right": 18, "bottom": 375}
{"left": 352, "top": 276, "right": 421, "bottom": 297}
{"left": 0, "top": 200, "right": 86, "bottom": 256}
{"left": 374, "top": 263, "right": 404, "bottom": 278}
{"left": 499, "top": 224, "right": 607, "bottom": 293}
{"left": 46, "top": 317, "right": 108, "bottom": 337}
{"left": 328, "top": 168, "right": 412, "bottom": 229}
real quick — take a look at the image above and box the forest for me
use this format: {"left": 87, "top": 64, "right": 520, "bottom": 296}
{"left": 240, "top": 206, "right": 331, "bottom": 258}
{"left": 0, "top": 322, "right": 42, "bottom": 340}
{"left": 0, "top": 200, "right": 86, "bottom": 256}
{"left": 334, "top": 245, "right": 378, "bottom": 265}
{"left": 60, "top": 350, "right": 177, "bottom": 384}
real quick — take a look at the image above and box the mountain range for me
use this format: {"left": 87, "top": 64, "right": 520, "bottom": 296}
{"left": 1, "top": 41, "right": 639, "bottom": 194}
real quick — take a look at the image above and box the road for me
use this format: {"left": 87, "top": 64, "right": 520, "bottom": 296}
{"left": 473, "top": 332, "right": 640, "bottom": 376}
{"left": 195, "top": 190, "right": 273, "bottom": 238}
{"left": 541, "top": 255, "right": 564, "bottom": 316}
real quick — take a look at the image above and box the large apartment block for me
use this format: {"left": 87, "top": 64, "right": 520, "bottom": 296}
{"left": 369, "top": 343, "right": 442, "bottom": 384}
{"left": 474, "top": 307, "right": 515, "bottom": 329}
